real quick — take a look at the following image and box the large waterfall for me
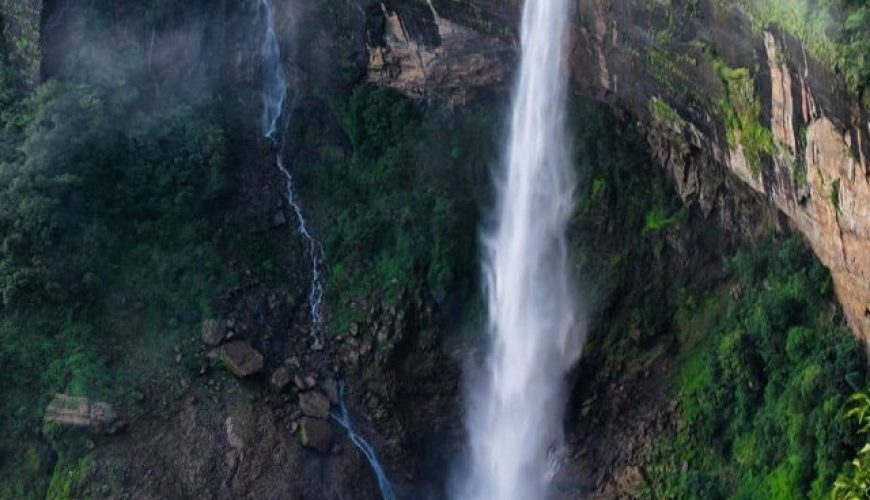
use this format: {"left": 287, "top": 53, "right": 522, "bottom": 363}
{"left": 461, "top": 0, "right": 582, "bottom": 498}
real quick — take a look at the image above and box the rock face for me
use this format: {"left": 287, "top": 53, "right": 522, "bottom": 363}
{"left": 567, "top": 0, "right": 870, "bottom": 341}
{"left": 365, "top": 1, "right": 513, "bottom": 103}
{"left": 219, "top": 341, "right": 264, "bottom": 378}
{"left": 298, "top": 417, "right": 333, "bottom": 453}
{"left": 298, "top": 390, "right": 331, "bottom": 419}
{"left": 364, "top": 0, "right": 870, "bottom": 342}
{"left": 45, "top": 394, "right": 122, "bottom": 434}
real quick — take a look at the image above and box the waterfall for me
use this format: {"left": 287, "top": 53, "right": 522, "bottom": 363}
{"left": 461, "top": 0, "right": 583, "bottom": 498}
{"left": 258, "top": 3, "right": 394, "bottom": 498}
{"left": 259, "top": 0, "right": 325, "bottom": 349}
{"left": 331, "top": 383, "right": 396, "bottom": 500}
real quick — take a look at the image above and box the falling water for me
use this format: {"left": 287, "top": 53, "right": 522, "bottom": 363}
{"left": 461, "top": 0, "right": 582, "bottom": 498}
{"left": 331, "top": 383, "right": 396, "bottom": 500}
{"left": 259, "top": 0, "right": 324, "bottom": 349}
{"left": 258, "top": 3, "right": 393, "bottom": 498}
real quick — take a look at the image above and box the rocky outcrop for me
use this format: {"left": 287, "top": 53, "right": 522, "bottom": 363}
{"left": 366, "top": 1, "right": 513, "bottom": 102}
{"left": 218, "top": 341, "right": 264, "bottom": 378}
{"left": 45, "top": 394, "right": 123, "bottom": 434}
{"left": 567, "top": 0, "right": 870, "bottom": 341}
{"left": 363, "top": 0, "right": 870, "bottom": 342}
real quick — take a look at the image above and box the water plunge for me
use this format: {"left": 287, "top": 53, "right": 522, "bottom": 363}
{"left": 461, "top": 0, "right": 583, "bottom": 498}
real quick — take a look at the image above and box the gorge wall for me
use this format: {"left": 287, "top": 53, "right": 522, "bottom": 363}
{"left": 366, "top": 0, "right": 870, "bottom": 342}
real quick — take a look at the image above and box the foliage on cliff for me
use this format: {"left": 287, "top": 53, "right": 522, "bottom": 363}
{"left": 0, "top": 3, "right": 240, "bottom": 497}
{"left": 647, "top": 237, "right": 865, "bottom": 499}
{"left": 733, "top": 0, "right": 870, "bottom": 105}
{"left": 289, "top": 85, "right": 499, "bottom": 332}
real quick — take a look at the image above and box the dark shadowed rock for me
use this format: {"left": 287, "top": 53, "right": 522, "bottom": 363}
{"left": 298, "top": 390, "right": 330, "bottom": 419}
{"left": 271, "top": 210, "right": 286, "bottom": 227}
{"left": 299, "top": 417, "right": 332, "bottom": 453}
{"left": 201, "top": 319, "right": 226, "bottom": 346}
{"left": 219, "top": 341, "right": 264, "bottom": 378}
{"left": 270, "top": 366, "right": 291, "bottom": 391}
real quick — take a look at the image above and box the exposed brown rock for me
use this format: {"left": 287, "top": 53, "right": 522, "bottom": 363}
{"left": 270, "top": 366, "right": 291, "bottom": 391}
{"left": 219, "top": 341, "right": 264, "bottom": 378}
{"left": 298, "top": 390, "right": 331, "bottom": 419}
{"left": 45, "top": 394, "right": 122, "bottom": 434}
{"left": 201, "top": 319, "right": 226, "bottom": 346}
{"left": 298, "top": 417, "right": 333, "bottom": 453}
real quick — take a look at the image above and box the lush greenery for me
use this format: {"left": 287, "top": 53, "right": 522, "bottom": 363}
{"left": 0, "top": 3, "right": 240, "bottom": 497}
{"left": 832, "top": 391, "right": 870, "bottom": 498}
{"left": 290, "top": 85, "right": 499, "bottom": 333}
{"left": 713, "top": 57, "right": 775, "bottom": 176}
{"left": 646, "top": 237, "right": 865, "bottom": 499}
{"left": 731, "top": 0, "right": 870, "bottom": 105}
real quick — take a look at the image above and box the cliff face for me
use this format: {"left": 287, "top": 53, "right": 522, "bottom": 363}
{"left": 365, "top": 0, "right": 870, "bottom": 342}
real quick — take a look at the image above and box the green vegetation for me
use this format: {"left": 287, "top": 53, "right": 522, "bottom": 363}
{"left": 290, "top": 85, "right": 499, "bottom": 333}
{"left": 0, "top": 3, "right": 243, "bottom": 497}
{"left": 726, "top": 0, "right": 870, "bottom": 106}
{"left": 831, "top": 178, "right": 842, "bottom": 211}
{"left": 714, "top": 58, "right": 775, "bottom": 176}
{"left": 832, "top": 391, "right": 870, "bottom": 498}
{"left": 569, "top": 97, "right": 689, "bottom": 377}
{"left": 648, "top": 96, "right": 687, "bottom": 130}
{"left": 646, "top": 237, "right": 865, "bottom": 499}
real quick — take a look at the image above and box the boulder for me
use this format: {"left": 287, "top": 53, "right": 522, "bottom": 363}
{"left": 201, "top": 319, "right": 226, "bottom": 346}
{"left": 299, "top": 417, "right": 332, "bottom": 453}
{"left": 298, "top": 390, "right": 331, "bottom": 419}
{"left": 270, "top": 366, "right": 291, "bottom": 391}
{"left": 219, "top": 341, "right": 264, "bottom": 378}
{"left": 45, "top": 394, "right": 122, "bottom": 434}
{"left": 270, "top": 210, "right": 286, "bottom": 227}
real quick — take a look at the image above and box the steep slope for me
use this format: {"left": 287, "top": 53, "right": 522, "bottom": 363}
{"left": 365, "top": 0, "right": 870, "bottom": 342}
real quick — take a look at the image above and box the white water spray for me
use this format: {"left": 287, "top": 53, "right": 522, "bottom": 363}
{"left": 461, "top": 0, "right": 582, "bottom": 498}
{"left": 259, "top": 0, "right": 324, "bottom": 349}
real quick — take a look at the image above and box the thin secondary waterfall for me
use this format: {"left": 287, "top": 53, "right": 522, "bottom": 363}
{"left": 259, "top": 0, "right": 325, "bottom": 349}
{"left": 258, "top": 3, "right": 394, "bottom": 498}
{"left": 331, "top": 383, "right": 396, "bottom": 500}
{"left": 461, "top": 0, "right": 582, "bottom": 498}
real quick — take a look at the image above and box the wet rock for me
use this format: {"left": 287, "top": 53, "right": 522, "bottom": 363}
{"left": 219, "top": 341, "right": 264, "bottom": 378}
{"left": 299, "top": 390, "right": 331, "bottom": 419}
{"left": 270, "top": 366, "right": 291, "bottom": 391}
{"left": 299, "top": 417, "right": 332, "bottom": 453}
{"left": 201, "top": 319, "right": 226, "bottom": 346}
{"left": 45, "top": 394, "right": 123, "bottom": 434}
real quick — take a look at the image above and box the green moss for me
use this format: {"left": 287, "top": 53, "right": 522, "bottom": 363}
{"left": 648, "top": 96, "right": 687, "bottom": 130}
{"left": 46, "top": 454, "right": 92, "bottom": 500}
{"left": 713, "top": 59, "right": 775, "bottom": 177}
